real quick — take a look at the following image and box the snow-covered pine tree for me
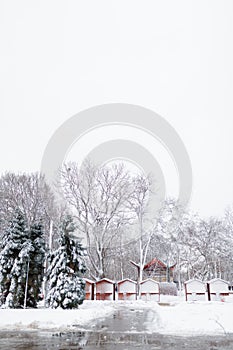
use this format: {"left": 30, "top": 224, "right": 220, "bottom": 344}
{"left": 26, "top": 222, "right": 46, "bottom": 308}
{"left": 46, "top": 215, "right": 86, "bottom": 309}
{"left": 0, "top": 209, "right": 30, "bottom": 308}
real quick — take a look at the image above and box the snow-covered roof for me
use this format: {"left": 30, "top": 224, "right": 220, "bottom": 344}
{"left": 140, "top": 278, "right": 159, "bottom": 285}
{"left": 83, "top": 278, "right": 95, "bottom": 284}
{"left": 95, "top": 278, "right": 115, "bottom": 284}
{"left": 184, "top": 279, "right": 205, "bottom": 285}
{"left": 208, "top": 278, "right": 229, "bottom": 285}
{"left": 143, "top": 258, "right": 176, "bottom": 270}
{"left": 117, "top": 278, "right": 137, "bottom": 285}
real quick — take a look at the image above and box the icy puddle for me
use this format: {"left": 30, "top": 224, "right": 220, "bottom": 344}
{"left": 1, "top": 307, "right": 233, "bottom": 349}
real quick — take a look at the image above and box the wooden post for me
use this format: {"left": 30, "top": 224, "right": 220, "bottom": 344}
{"left": 207, "top": 283, "right": 211, "bottom": 301}
{"left": 91, "top": 282, "right": 95, "bottom": 300}
{"left": 113, "top": 282, "right": 116, "bottom": 301}
{"left": 184, "top": 283, "right": 187, "bottom": 301}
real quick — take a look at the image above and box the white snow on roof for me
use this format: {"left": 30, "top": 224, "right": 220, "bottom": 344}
{"left": 140, "top": 278, "right": 159, "bottom": 284}
{"left": 117, "top": 278, "right": 137, "bottom": 284}
{"left": 208, "top": 278, "right": 229, "bottom": 284}
{"left": 95, "top": 278, "right": 115, "bottom": 284}
{"left": 83, "top": 278, "right": 95, "bottom": 284}
{"left": 184, "top": 279, "right": 205, "bottom": 285}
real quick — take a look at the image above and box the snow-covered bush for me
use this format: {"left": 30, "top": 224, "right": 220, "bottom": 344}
{"left": 46, "top": 274, "right": 85, "bottom": 309}
{"left": 159, "top": 282, "right": 178, "bottom": 296}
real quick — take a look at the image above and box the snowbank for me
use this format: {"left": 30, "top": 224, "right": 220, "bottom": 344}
{"left": 0, "top": 298, "right": 233, "bottom": 336}
{"left": 149, "top": 301, "right": 233, "bottom": 336}
{"left": 0, "top": 301, "right": 115, "bottom": 331}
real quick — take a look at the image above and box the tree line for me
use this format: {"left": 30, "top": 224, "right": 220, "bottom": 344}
{"left": 0, "top": 162, "right": 233, "bottom": 308}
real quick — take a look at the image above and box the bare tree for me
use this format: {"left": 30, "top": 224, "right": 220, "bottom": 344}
{"left": 145, "top": 198, "right": 199, "bottom": 292}
{"left": 0, "top": 172, "right": 58, "bottom": 235}
{"left": 171, "top": 212, "right": 233, "bottom": 283}
{"left": 59, "top": 161, "right": 134, "bottom": 280}
{"left": 223, "top": 207, "right": 233, "bottom": 284}
{"left": 193, "top": 217, "right": 231, "bottom": 280}
{"left": 128, "top": 174, "right": 156, "bottom": 294}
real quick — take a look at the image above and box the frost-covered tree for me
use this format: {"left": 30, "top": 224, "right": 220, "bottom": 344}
{"left": 0, "top": 210, "right": 30, "bottom": 308}
{"left": 26, "top": 222, "right": 46, "bottom": 307}
{"left": 0, "top": 210, "right": 46, "bottom": 308}
{"left": 46, "top": 215, "right": 86, "bottom": 309}
{"left": 0, "top": 172, "right": 63, "bottom": 249}
{"left": 188, "top": 216, "right": 231, "bottom": 280}
{"left": 59, "top": 161, "right": 134, "bottom": 280}
{"left": 128, "top": 174, "right": 155, "bottom": 289}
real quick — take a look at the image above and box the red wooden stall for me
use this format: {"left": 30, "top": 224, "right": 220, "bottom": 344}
{"left": 207, "top": 278, "right": 229, "bottom": 301}
{"left": 184, "top": 279, "right": 207, "bottom": 301}
{"left": 84, "top": 278, "right": 95, "bottom": 300}
{"left": 117, "top": 279, "right": 137, "bottom": 300}
{"left": 95, "top": 278, "right": 115, "bottom": 301}
{"left": 140, "top": 278, "right": 160, "bottom": 301}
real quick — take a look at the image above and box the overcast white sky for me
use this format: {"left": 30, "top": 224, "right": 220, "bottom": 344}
{"left": 1, "top": 1, "right": 233, "bottom": 218}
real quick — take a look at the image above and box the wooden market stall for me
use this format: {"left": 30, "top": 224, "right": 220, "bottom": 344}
{"left": 184, "top": 279, "right": 207, "bottom": 301}
{"left": 84, "top": 278, "right": 95, "bottom": 300}
{"left": 139, "top": 278, "right": 160, "bottom": 301}
{"left": 207, "top": 278, "right": 229, "bottom": 301}
{"left": 95, "top": 278, "right": 115, "bottom": 301}
{"left": 117, "top": 279, "right": 137, "bottom": 300}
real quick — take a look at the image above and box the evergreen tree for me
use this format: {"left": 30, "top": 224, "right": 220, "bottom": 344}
{"left": 0, "top": 210, "right": 46, "bottom": 308}
{"left": 26, "top": 222, "right": 46, "bottom": 308}
{"left": 46, "top": 215, "right": 86, "bottom": 309}
{"left": 0, "top": 209, "right": 30, "bottom": 308}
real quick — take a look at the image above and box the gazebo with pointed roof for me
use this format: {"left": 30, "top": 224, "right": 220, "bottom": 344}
{"left": 143, "top": 258, "right": 176, "bottom": 282}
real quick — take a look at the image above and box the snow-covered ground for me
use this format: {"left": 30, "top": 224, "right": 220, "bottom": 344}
{"left": 149, "top": 300, "right": 233, "bottom": 336}
{"left": 0, "top": 301, "right": 115, "bottom": 331}
{"left": 0, "top": 295, "right": 233, "bottom": 336}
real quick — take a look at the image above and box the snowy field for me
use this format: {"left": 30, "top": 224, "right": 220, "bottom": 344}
{"left": 0, "top": 295, "right": 233, "bottom": 336}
